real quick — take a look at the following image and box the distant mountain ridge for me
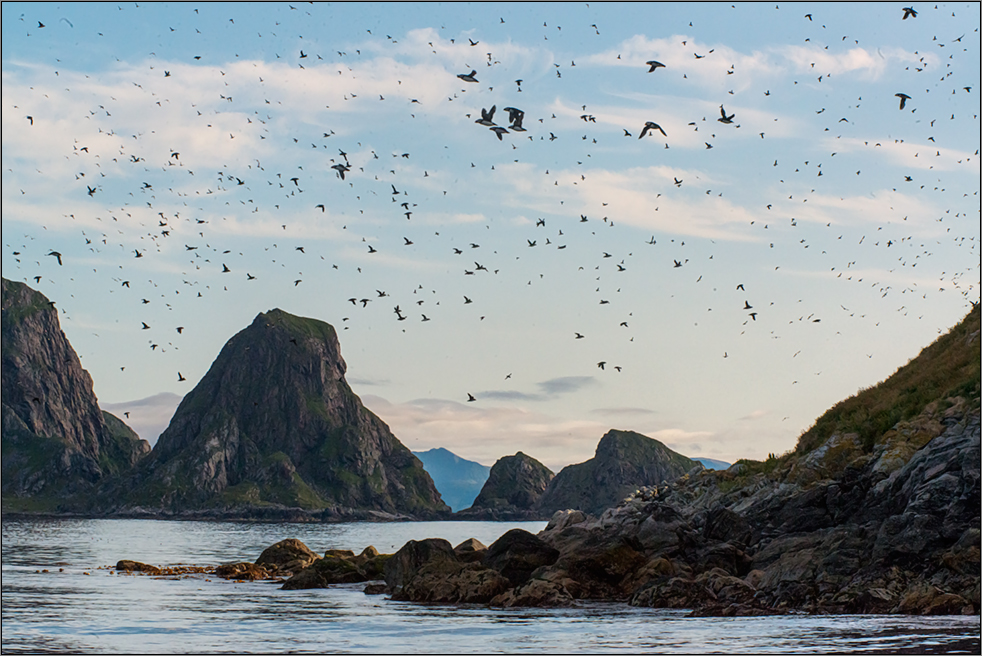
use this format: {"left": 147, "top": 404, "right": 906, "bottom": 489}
{"left": 413, "top": 447, "right": 490, "bottom": 512}
{"left": 2, "top": 278, "right": 149, "bottom": 510}
{"left": 693, "top": 457, "right": 730, "bottom": 471}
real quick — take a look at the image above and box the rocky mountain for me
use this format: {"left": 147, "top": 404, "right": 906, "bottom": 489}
{"left": 413, "top": 447, "right": 490, "bottom": 512}
{"left": 535, "top": 430, "right": 696, "bottom": 516}
{"left": 458, "top": 452, "right": 554, "bottom": 519}
{"left": 120, "top": 309, "right": 449, "bottom": 518}
{"left": 2, "top": 278, "right": 149, "bottom": 511}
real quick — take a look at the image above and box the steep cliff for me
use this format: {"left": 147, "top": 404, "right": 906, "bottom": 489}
{"left": 535, "top": 430, "right": 696, "bottom": 516}
{"left": 1, "top": 278, "right": 149, "bottom": 510}
{"left": 123, "top": 309, "right": 449, "bottom": 518}
{"left": 466, "top": 452, "right": 554, "bottom": 515}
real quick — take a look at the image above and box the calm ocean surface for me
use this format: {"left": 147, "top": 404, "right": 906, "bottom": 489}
{"left": 2, "top": 518, "right": 979, "bottom": 654}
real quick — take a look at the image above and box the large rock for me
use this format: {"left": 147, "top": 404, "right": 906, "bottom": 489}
{"left": 2, "top": 278, "right": 149, "bottom": 510}
{"left": 383, "top": 538, "right": 458, "bottom": 592}
{"left": 121, "top": 309, "right": 449, "bottom": 517}
{"left": 383, "top": 537, "right": 509, "bottom": 603}
{"left": 279, "top": 546, "right": 389, "bottom": 590}
{"left": 485, "top": 529, "right": 559, "bottom": 586}
{"left": 255, "top": 538, "right": 320, "bottom": 576}
{"left": 535, "top": 430, "right": 696, "bottom": 516}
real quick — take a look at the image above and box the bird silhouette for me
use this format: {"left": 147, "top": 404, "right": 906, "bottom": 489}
{"left": 895, "top": 93, "right": 911, "bottom": 110}
{"left": 457, "top": 70, "right": 478, "bottom": 83}
{"left": 718, "top": 105, "right": 735, "bottom": 124}
{"left": 639, "top": 122, "right": 667, "bottom": 138}
{"left": 47, "top": 251, "right": 63, "bottom": 265}
{"left": 646, "top": 60, "right": 665, "bottom": 72}
{"left": 901, "top": 6, "right": 917, "bottom": 19}
{"left": 476, "top": 105, "right": 497, "bottom": 126}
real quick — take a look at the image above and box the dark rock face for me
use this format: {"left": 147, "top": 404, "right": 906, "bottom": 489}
{"left": 2, "top": 278, "right": 149, "bottom": 508}
{"left": 382, "top": 537, "right": 510, "bottom": 603}
{"left": 535, "top": 430, "right": 696, "bottom": 516}
{"left": 124, "top": 309, "right": 449, "bottom": 517}
{"left": 383, "top": 538, "right": 457, "bottom": 592}
{"left": 485, "top": 529, "right": 560, "bottom": 586}
{"left": 465, "top": 452, "right": 554, "bottom": 517}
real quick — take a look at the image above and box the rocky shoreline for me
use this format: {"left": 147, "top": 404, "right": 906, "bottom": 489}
{"left": 113, "top": 406, "right": 978, "bottom": 616}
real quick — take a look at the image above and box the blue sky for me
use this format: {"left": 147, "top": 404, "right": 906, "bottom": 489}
{"left": 3, "top": 2, "right": 979, "bottom": 472}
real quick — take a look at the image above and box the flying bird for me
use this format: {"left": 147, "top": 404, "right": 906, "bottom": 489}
{"left": 718, "top": 105, "right": 735, "bottom": 124}
{"left": 645, "top": 60, "right": 665, "bottom": 72}
{"left": 47, "top": 251, "right": 63, "bottom": 265}
{"left": 457, "top": 70, "right": 478, "bottom": 83}
{"left": 895, "top": 93, "right": 911, "bottom": 110}
{"left": 639, "top": 121, "right": 667, "bottom": 138}
{"left": 901, "top": 6, "right": 917, "bottom": 19}
{"left": 476, "top": 105, "right": 497, "bottom": 126}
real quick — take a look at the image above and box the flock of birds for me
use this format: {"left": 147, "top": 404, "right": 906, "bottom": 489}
{"left": 3, "top": 3, "right": 979, "bottom": 422}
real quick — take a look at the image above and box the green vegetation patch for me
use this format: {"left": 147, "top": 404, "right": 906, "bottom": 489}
{"left": 262, "top": 309, "right": 337, "bottom": 345}
{"left": 796, "top": 306, "right": 980, "bottom": 455}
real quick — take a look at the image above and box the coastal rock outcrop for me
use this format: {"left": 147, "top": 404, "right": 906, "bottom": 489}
{"left": 534, "top": 429, "right": 696, "bottom": 516}
{"left": 120, "top": 309, "right": 449, "bottom": 518}
{"left": 458, "top": 452, "right": 554, "bottom": 519}
{"left": 2, "top": 278, "right": 149, "bottom": 511}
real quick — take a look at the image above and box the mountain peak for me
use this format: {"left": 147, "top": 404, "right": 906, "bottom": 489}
{"left": 127, "top": 308, "right": 447, "bottom": 517}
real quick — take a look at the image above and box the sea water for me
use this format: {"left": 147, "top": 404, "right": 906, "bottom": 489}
{"left": 2, "top": 518, "right": 979, "bottom": 654}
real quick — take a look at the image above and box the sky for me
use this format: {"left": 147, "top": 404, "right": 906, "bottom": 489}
{"left": 2, "top": 2, "right": 979, "bottom": 474}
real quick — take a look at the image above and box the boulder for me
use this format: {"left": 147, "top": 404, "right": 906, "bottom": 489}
{"left": 115, "top": 560, "right": 162, "bottom": 575}
{"left": 255, "top": 538, "right": 320, "bottom": 576}
{"left": 214, "top": 562, "right": 271, "bottom": 581}
{"left": 485, "top": 529, "right": 559, "bottom": 586}
{"left": 383, "top": 538, "right": 457, "bottom": 592}
{"left": 281, "top": 555, "right": 367, "bottom": 590}
{"left": 552, "top": 533, "right": 647, "bottom": 599}
{"left": 491, "top": 578, "right": 575, "bottom": 608}
{"left": 395, "top": 562, "right": 510, "bottom": 603}
{"left": 453, "top": 538, "right": 487, "bottom": 563}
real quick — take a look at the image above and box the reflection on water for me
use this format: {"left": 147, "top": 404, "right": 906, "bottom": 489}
{"left": 2, "top": 518, "right": 979, "bottom": 654}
